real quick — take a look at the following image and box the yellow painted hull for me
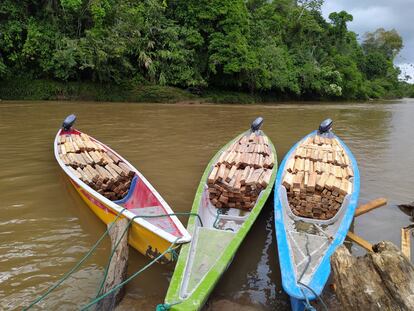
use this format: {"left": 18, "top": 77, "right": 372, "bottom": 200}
{"left": 70, "top": 178, "right": 174, "bottom": 262}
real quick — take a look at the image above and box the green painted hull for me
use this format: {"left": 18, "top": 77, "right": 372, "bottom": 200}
{"left": 164, "top": 131, "right": 278, "bottom": 310}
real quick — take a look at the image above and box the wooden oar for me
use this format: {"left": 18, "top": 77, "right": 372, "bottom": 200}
{"left": 347, "top": 232, "right": 373, "bottom": 251}
{"left": 354, "top": 198, "right": 387, "bottom": 217}
{"left": 346, "top": 198, "right": 387, "bottom": 252}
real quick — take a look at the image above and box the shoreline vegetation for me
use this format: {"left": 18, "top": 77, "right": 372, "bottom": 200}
{"left": 0, "top": 79, "right": 413, "bottom": 104}
{"left": 1, "top": 1, "right": 414, "bottom": 104}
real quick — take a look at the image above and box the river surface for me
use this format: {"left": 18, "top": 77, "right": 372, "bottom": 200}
{"left": 0, "top": 99, "right": 413, "bottom": 310}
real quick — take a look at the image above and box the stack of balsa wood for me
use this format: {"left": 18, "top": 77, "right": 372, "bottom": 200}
{"left": 282, "top": 135, "right": 354, "bottom": 220}
{"left": 57, "top": 133, "right": 135, "bottom": 201}
{"left": 207, "top": 132, "right": 274, "bottom": 210}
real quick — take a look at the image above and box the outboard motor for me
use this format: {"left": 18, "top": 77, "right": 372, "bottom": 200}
{"left": 251, "top": 117, "right": 264, "bottom": 132}
{"left": 318, "top": 118, "right": 333, "bottom": 134}
{"left": 62, "top": 114, "right": 77, "bottom": 131}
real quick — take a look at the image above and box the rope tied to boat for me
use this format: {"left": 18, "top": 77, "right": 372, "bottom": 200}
{"left": 296, "top": 234, "right": 329, "bottom": 311}
{"left": 80, "top": 237, "right": 181, "bottom": 310}
{"left": 155, "top": 301, "right": 182, "bottom": 311}
{"left": 95, "top": 212, "right": 197, "bottom": 297}
{"left": 24, "top": 210, "right": 202, "bottom": 310}
{"left": 23, "top": 207, "right": 128, "bottom": 311}
{"left": 297, "top": 281, "right": 328, "bottom": 311}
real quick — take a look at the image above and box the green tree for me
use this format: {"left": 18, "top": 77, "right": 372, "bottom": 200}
{"left": 362, "top": 28, "right": 403, "bottom": 60}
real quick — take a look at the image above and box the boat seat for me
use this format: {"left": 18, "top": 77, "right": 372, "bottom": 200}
{"left": 129, "top": 206, "right": 177, "bottom": 235}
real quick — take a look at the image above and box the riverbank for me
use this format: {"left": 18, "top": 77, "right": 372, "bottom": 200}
{"left": 1, "top": 79, "right": 412, "bottom": 104}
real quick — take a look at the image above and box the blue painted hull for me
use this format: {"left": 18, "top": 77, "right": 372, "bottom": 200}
{"left": 273, "top": 131, "right": 360, "bottom": 310}
{"left": 290, "top": 297, "right": 305, "bottom": 311}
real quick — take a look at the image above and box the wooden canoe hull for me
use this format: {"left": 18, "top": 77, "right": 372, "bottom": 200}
{"left": 55, "top": 128, "right": 191, "bottom": 263}
{"left": 165, "top": 131, "right": 278, "bottom": 310}
{"left": 69, "top": 178, "right": 175, "bottom": 262}
{"left": 274, "top": 131, "right": 360, "bottom": 310}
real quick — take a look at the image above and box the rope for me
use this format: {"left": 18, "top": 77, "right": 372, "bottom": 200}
{"left": 298, "top": 284, "right": 316, "bottom": 311}
{"left": 296, "top": 234, "right": 328, "bottom": 311}
{"left": 298, "top": 281, "right": 328, "bottom": 311}
{"left": 313, "top": 223, "right": 334, "bottom": 241}
{"left": 23, "top": 208, "right": 127, "bottom": 311}
{"left": 24, "top": 210, "right": 201, "bottom": 310}
{"left": 95, "top": 212, "right": 203, "bottom": 297}
{"left": 80, "top": 238, "right": 180, "bottom": 310}
{"left": 155, "top": 301, "right": 182, "bottom": 311}
{"left": 213, "top": 208, "right": 223, "bottom": 229}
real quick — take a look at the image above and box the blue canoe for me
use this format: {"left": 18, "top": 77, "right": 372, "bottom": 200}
{"left": 274, "top": 120, "right": 360, "bottom": 311}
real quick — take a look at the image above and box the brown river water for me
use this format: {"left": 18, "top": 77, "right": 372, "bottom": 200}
{"left": 0, "top": 99, "right": 413, "bottom": 310}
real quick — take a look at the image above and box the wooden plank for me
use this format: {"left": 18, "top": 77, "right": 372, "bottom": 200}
{"left": 106, "top": 151, "right": 121, "bottom": 164}
{"left": 240, "top": 166, "right": 250, "bottom": 185}
{"left": 118, "top": 162, "right": 134, "bottom": 177}
{"left": 101, "top": 152, "right": 114, "bottom": 165}
{"left": 67, "top": 166, "right": 82, "bottom": 179}
{"left": 346, "top": 231, "right": 373, "bottom": 252}
{"left": 294, "top": 158, "right": 304, "bottom": 172}
{"left": 80, "top": 133, "right": 91, "bottom": 141}
{"left": 95, "top": 165, "right": 111, "bottom": 182}
{"left": 96, "top": 218, "right": 129, "bottom": 310}
{"left": 347, "top": 166, "right": 354, "bottom": 178}
{"left": 105, "top": 164, "right": 120, "bottom": 179}
{"left": 261, "top": 169, "right": 272, "bottom": 188}
{"left": 286, "top": 158, "right": 295, "bottom": 173}
{"left": 108, "top": 162, "right": 124, "bottom": 176}
{"left": 82, "top": 167, "right": 94, "bottom": 181}
{"left": 401, "top": 226, "right": 414, "bottom": 260}
{"left": 325, "top": 174, "right": 336, "bottom": 190}
{"left": 226, "top": 165, "right": 238, "bottom": 182}
{"left": 67, "top": 153, "right": 78, "bottom": 166}
{"left": 293, "top": 172, "right": 303, "bottom": 190}
{"left": 60, "top": 144, "right": 67, "bottom": 155}
{"left": 77, "top": 167, "right": 91, "bottom": 183}
{"left": 207, "top": 166, "right": 219, "bottom": 185}
{"left": 216, "top": 163, "right": 227, "bottom": 182}
{"left": 60, "top": 154, "right": 70, "bottom": 165}
{"left": 85, "top": 165, "right": 99, "bottom": 180}
{"left": 304, "top": 172, "right": 309, "bottom": 188}
{"left": 233, "top": 170, "right": 243, "bottom": 191}
{"left": 282, "top": 172, "right": 293, "bottom": 190}
{"left": 307, "top": 172, "right": 317, "bottom": 193}
{"left": 304, "top": 159, "right": 310, "bottom": 173}
{"left": 88, "top": 151, "right": 100, "bottom": 164}
{"left": 246, "top": 168, "right": 264, "bottom": 186}
{"left": 354, "top": 198, "right": 387, "bottom": 217}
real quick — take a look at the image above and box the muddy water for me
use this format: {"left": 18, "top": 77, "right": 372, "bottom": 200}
{"left": 0, "top": 99, "right": 413, "bottom": 310}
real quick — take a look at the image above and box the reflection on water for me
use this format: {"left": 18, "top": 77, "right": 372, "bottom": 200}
{"left": 0, "top": 99, "right": 413, "bottom": 310}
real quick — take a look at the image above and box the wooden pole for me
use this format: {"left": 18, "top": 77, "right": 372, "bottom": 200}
{"left": 346, "top": 232, "right": 373, "bottom": 252}
{"left": 96, "top": 218, "right": 129, "bottom": 311}
{"left": 331, "top": 241, "right": 414, "bottom": 311}
{"left": 401, "top": 225, "right": 414, "bottom": 261}
{"left": 354, "top": 198, "right": 387, "bottom": 217}
{"left": 345, "top": 198, "right": 387, "bottom": 252}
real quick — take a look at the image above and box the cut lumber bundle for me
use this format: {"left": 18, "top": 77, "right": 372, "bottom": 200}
{"left": 58, "top": 133, "right": 134, "bottom": 201}
{"left": 207, "top": 133, "right": 274, "bottom": 210}
{"left": 283, "top": 134, "right": 353, "bottom": 220}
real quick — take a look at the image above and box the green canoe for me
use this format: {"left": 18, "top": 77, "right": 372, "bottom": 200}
{"left": 163, "top": 118, "right": 278, "bottom": 310}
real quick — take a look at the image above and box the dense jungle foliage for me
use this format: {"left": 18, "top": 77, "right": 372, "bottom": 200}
{"left": 0, "top": 0, "right": 412, "bottom": 101}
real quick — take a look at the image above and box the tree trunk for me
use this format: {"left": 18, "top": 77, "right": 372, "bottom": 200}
{"left": 331, "top": 241, "right": 414, "bottom": 311}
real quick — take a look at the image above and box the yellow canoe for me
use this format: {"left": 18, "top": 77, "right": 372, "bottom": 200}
{"left": 54, "top": 115, "right": 191, "bottom": 263}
